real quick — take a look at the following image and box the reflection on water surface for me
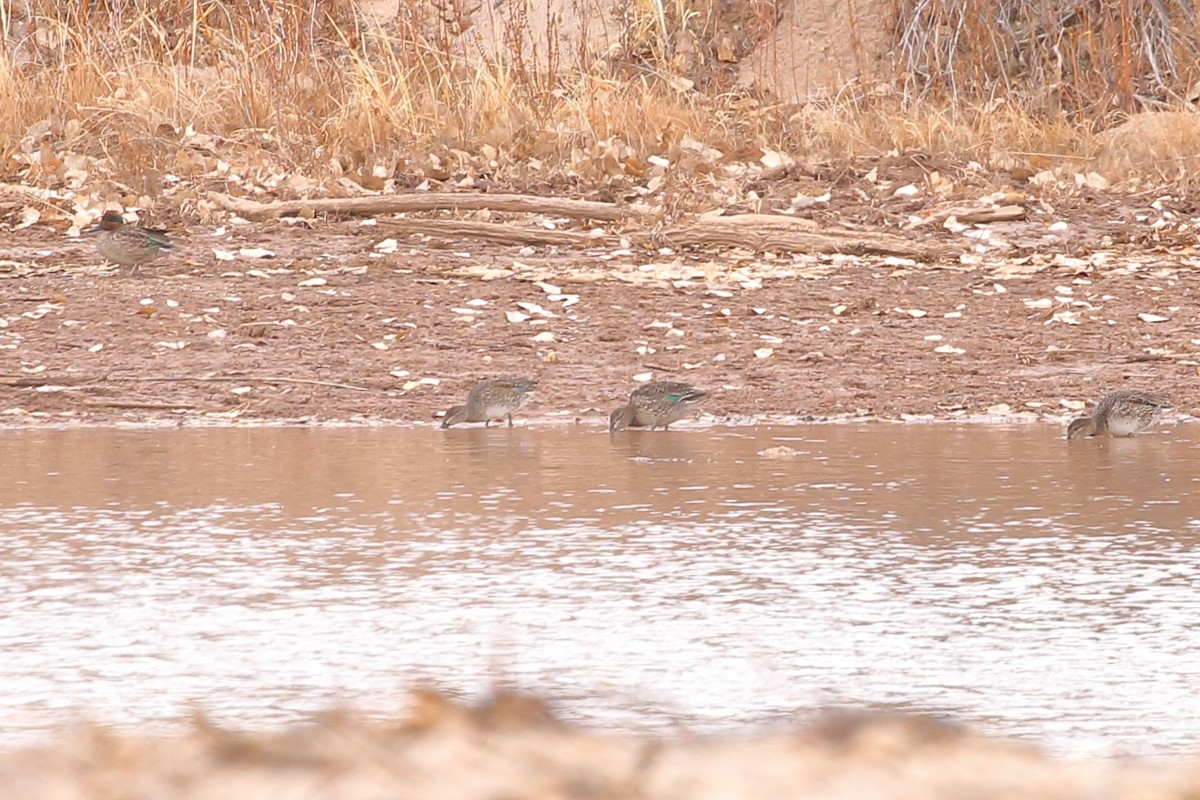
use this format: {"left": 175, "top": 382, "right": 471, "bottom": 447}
{"left": 1, "top": 423, "right": 1198, "bottom": 757}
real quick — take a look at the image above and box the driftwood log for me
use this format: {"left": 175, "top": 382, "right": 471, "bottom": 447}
{"left": 655, "top": 214, "right": 950, "bottom": 260}
{"left": 378, "top": 218, "right": 618, "bottom": 247}
{"left": 207, "top": 191, "right": 639, "bottom": 222}
{"left": 376, "top": 215, "right": 942, "bottom": 259}
{"left": 207, "top": 193, "right": 951, "bottom": 260}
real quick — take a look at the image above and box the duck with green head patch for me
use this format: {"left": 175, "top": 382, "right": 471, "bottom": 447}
{"left": 440, "top": 377, "right": 538, "bottom": 428}
{"left": 609, "top": 381, "right": 710, "bottom": 432}
{"left": 86, "top": 211, "right": 175, "bottom": 274}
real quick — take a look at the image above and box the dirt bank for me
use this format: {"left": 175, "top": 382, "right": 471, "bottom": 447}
{"left": 2, "top": 692, "right": 1199, "bottom": 800}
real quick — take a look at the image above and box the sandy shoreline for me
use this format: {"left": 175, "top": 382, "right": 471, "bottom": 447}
{"left": 4, "top": 224, "right": 1198, "bottom": 429}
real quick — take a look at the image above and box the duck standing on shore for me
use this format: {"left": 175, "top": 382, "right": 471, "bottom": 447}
{"left": 87, "top": 211, "right": 175, "bottom": 274}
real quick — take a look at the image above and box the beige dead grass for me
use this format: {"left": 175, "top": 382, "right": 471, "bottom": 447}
{"left": 3, "top": 692, "right": 1200, "bottom": 800}
{"left": 1093, "top": 111, "right": 1200, "bottom": 182}
{"left": 0, "top": 0, "right": 1195, "bottom": 224}
{"left": 770, "top": 96, "right": 1096, "bottom": 170}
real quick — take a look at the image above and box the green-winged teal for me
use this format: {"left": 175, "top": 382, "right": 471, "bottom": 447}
{"left": 440, "top": 377, "right": 538, "bottom": 428}
{"left": 1067, "top": 391, "right": 1172, "bottom": 439}
{"left": 609, "top": 381, "right": 710, "bottom": 432}
{"left": 87, "top": 211, "right": 174, "bottom": 273}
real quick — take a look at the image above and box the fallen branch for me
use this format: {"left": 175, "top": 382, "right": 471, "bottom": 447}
{"left": 0, "top": 375, "right": 94, "bottom": 387}
{"left": 654, "top": 214, "right": 952, "bottom": 260}
{"left": 83, "top": 400, "right": 199, "bottom": 410}
{"left": 379, "top": 218, "right": 618, "bottom": 248}
{"left": 207, "top": 191, "right": 640, "bottom": 222}
{"left": 909, "top": 204, "right": 1027, "bottom": 228}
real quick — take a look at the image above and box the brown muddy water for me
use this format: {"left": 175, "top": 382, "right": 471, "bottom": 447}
{"left": 1, "top": 423, "right": 1198, "bottom": 758}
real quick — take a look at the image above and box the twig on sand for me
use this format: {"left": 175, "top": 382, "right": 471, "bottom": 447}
{"left": 1, "top": 374, "right": 375, "bottom": 392}
{"left": 908, "top": 204, "right": 1026, "bottom": 228}
{"left": 83, "top": 400, "right": 200, "bottom": 410}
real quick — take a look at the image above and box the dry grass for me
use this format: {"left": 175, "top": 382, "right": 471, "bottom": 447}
{"left": 894, "top": 0, "right": 1200, "bottom": 118}
{"left": 0, "top": 0, "right": 1193, "bottom": 213}
{"left": 5, "top": 691, "right": 1200, "bottom": 800}
{"left": 760, "top": 93, "right": 1096, "bottom": 170}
